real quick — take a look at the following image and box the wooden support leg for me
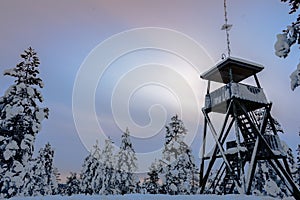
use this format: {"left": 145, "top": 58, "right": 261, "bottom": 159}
{"left": 199, "top": 118, "right": 207, "bottom": 186}
{"left": 200, "top": 118, "right": 234, "bottom": 193}
{"left": 246, "top": 107, "right": 268, "bottom": 194}
{"left": 246, "top": 137, "right": 259, "bottom": 194}
{"left": 200, "top": 104, "right": 233, "bottom": 193}
{"left": 232, "top": 100, "right": 246, "bottom": 193}
{"left": 202, "top": 109, "right": 243, "bottom": 193}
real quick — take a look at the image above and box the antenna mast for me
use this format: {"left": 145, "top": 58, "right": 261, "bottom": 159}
{"left": 221, "top": 0, "right": 232, "bottom": 57}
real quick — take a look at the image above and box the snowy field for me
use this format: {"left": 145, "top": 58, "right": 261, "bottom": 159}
{"left": 7, "top": 194, "right": 296, "bottom": 200}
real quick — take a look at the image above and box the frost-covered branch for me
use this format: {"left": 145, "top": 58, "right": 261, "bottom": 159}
{"left": 290, "top": 63, "right": 300, "bottom": 90}
{"left": 275, "top": 0, "right": 300, "bottom": 90}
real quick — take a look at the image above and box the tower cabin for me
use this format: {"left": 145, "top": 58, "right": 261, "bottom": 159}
{"left": 201, "top": 57, "right": 268, "bottom": 115}
{"left": 200, "top": 57, "right": 282, "bottom": 159}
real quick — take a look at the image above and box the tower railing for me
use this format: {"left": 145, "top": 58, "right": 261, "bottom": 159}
{"left": 205, "top": 82, "right": 268, "bottom": 113}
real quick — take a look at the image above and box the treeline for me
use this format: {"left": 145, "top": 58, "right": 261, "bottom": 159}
{"left": 58, "top": 115, "right": 198, "bottom": 196}
{"left": 0, "top": 47, "right": 198, "bottom": 198}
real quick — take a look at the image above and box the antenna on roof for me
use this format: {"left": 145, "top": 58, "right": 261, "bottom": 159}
{"left": 221, "top": 0, "right": 232, "bottom": 58}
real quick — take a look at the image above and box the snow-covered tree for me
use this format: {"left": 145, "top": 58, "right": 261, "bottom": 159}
{"left": 286, "top": 145, "right": 298, "bottom": 182}
{"left": 0, "top": 47, "right": 49, "bottom": 198}
{"left": 252, "top": 161, "right": 266, "bottom": 196}
{"left": 99, "top": 137, "right": 117, "bottom": 195}
{"left": 162, "top": 115, "right": 188, "bottom": 164}
{"left": 163, "top": 164, "right": 180, "bottom": 195}
{"left": 91, "top": 143, "right": 105, "bottom": 195}
{"left": 57, "top": 183, "right": 67, "bottom": 196}
{"left": 142, "top": 161, "right": 160, "bottom": 194}
{"left": 252, "top": 109, "right": 293, "bottom": 197}
{"left": 53, "top": 167, "right": 61, "bottom": 185}
{"left": 115, "top": 128, "right": 138, "bottom": 194}
{"left": 65, "top": 172, "right": 80, "bottom": 196}
{"left": 296, "top": 148, "right": 300, "bottom": 185}
{"left": 264, "top": 178, "right": 284, "bottom": 198}
{"left": 160, "top": 115, "right": 198, "bottom": 195}
{"left": 204, "top": 169, "right": 219, "bottom": 194}
{"left": 80, "top": 140, "right": 101, "bottom": 195}
{"left": 275, "top": 0, "right": 300, "bottom": 90}
{"left": 252, "top": 160, "right": 287, "bottom": 198}
{"left": 0, "top": 47, "right": 48, "bottom": 139}
{"left": 254, "top": 108, "right": 284, "bottom": 134}
{"left": 91, "top": 161, "right": 104, "bottom": 194}
{"left": 22, "top": 143, "right": 58, "bottom": 196}
{"left": 296, "top": 131, "right": 300, "bottom": 186}
{"left": 163, "top": 148, "right": 198, "bottom": 195}
{"left": 177, "top": 149, "right": 198, "bottom": 194}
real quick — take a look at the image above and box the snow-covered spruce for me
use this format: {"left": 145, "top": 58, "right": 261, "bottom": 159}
{"left": 80, "top": 138, "right": 119, "bottom": 195}
{"left": 162, "top": 115, "right": 188, "bottom": 164}
{"left": 290, "top": 63, "right": 300, "bottom": 91}
{"left": 254, "top": 108, "right": 283, "bottom": 134}
{"left": 115, "top": 128, "right": 138, "bottom": 195}
{"left": 22, "top": 143, "right": 58, "bottom": 196}
{"left": 80, "top": 140, "right": 102, "bottom": 195}
{"left": 296, "top": 131, "right": 300, "bottom": 187}
{"left": 159, "top": 115, "right": 198, "bottom": 195}
{"left": 99, "top": 137, "right": 117, "bottom": 195}
{"left": 284, "top": 142, "right": 298, "bottom": 183}
{"left": 0, "top": 47, "right": 49, "bottom": 198}
{"left": 142, "top": 161, "right": 160, "bottom": 194}
{"left": 65, "top": 172, "right": 80, "bottom": 196}
{"left": 90, "top": 141, "right": 105, "bottom": 195}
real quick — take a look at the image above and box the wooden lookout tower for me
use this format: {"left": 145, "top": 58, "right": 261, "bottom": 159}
{"left": 199, "top": 57, "right": 300, "bottom": 198}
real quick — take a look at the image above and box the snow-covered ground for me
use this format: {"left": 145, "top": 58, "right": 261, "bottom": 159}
{"left": 8, "top": 194, "right": 295, "bottom": 200}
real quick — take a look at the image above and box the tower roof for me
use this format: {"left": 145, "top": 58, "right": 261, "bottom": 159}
{"left": 200, "top": 57, "right": 264, "bottom": 84}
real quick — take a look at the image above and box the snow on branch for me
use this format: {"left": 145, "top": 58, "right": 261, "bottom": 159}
{"left": 275, "top": 1, "right": 300, "bottom": 90}
{"left": 290, "top": 63, "right": 300, "bottom": 90}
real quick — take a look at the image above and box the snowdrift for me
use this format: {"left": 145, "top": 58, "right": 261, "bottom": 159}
{"left": 8, "top": 194, "right": 295, "bottom": 200}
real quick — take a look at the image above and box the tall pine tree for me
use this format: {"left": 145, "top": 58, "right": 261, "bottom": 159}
{"left": 0, "top": 47, "right": 49, "bottom": 198}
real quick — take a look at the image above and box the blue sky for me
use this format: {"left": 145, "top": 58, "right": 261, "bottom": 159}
{"left": 0, "top": 0, "right": 299, "bottom": 180}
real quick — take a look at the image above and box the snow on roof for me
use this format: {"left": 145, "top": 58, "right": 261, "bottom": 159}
{"left": 200, "top": 57, "right": 264, "bottom": 84}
